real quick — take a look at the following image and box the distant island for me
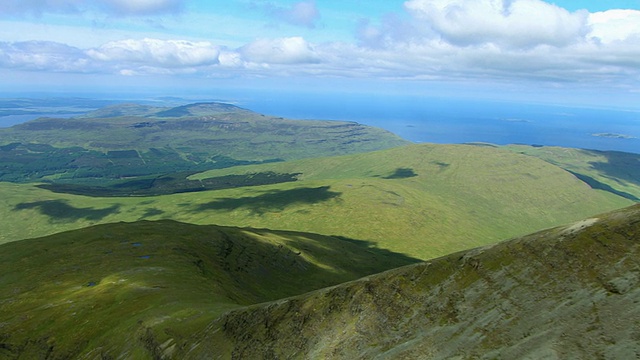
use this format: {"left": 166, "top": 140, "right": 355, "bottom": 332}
{"left": 592, "top": 132, "right": 637, "bottom": 139}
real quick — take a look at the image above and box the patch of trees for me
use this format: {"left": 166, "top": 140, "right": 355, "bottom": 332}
{"left": 0, "top": 142, "right": 282, "bottom": 183}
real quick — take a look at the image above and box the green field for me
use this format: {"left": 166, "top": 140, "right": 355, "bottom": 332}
{"left": 2, "top": 143, "right": 633, "bottom": 260}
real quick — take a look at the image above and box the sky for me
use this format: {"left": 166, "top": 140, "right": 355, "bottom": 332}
{"left": 0, "top": 0, "right": 639, "bottom": 109}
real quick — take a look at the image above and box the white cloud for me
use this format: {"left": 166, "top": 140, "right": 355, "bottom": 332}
{"left": 404, "top": 0, "right": 589, "bottom": 48}
{"left": 86, "top": 38, "right": 220, "bottom": 67}
{"left": 239, "top": 37, "right": 320, "bottom": 64}
{"left": 589, "top": 9, "right": 640, "bottom": 43}
{"left": 1, "top": 1, "right": 640, "bottom": 88}
{"left": 0, "top": 41, "right": 89, "bottom": 71}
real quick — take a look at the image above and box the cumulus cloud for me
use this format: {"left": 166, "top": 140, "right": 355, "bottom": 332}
{"left": 0, "top": 0, "right": 185, "bottom": 17}
{"left": 404, "top": 0, "right": 589, "bottom": 48}
{"left": 589, "top": 9, "right": 640, "bottom": 44}
{"left": 86, "top": 38, "right": 220, "bottom": 67}
{"left": 0, "top": 41, "right": 89, "bottom": 71}
{"left": 239, "top": 37, "right": 320, "bottom": 64}
{"left": 342, "top": 0, "right": 640, "bottom": 84}
{"left": 257, "top": 0, "right": 320, "bottom": 28}
{"left": 2, "top": 1, "right": 640, "bottom": 86}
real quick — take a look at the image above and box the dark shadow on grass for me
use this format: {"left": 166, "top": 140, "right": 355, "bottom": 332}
{"left": 194, "top": 186, "right": 340, "bottom": 215}
{"left": 568, "top": 171, "right": 640, "bottom": 202}
{"left": 383, "top": 168, "right": 417, "bottom": 179}
{"left": 587, "top": 150, "right": 640, "bottom": 188}
{"left": 140, "top": 208, "right": 165, "bottom": 219}
{"left": 13, "top": 200, "right": 121, "bottom": 222}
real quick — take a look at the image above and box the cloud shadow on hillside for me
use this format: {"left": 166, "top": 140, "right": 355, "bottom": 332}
{"left": 568, "top": 171, "right": 640, "bottom": 201}
{"left": 588, "top": 151, "right": 640, "bottom": 188}
{"left": 194, "top": 186, "right": 341, "bottom": 215}
{"left": 13, "top": 199, "right": 120, "bottom": 222}
{"left": 383, "top": 168, "right": 418, "bottom": 179}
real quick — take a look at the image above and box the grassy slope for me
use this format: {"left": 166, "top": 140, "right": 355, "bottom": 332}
{"left": 190, "top": 143, "right": 633, "bottom": 257}
{"left": 0, "top": 221, "right": 418, "bottom": 359}
{"left": 196, "top": 203, "right": 640, "bottom": 359}
{"left": 1, "top": 143, "right": 633, "bottom": 260}
{"left": 505, "top": 144, "right": 640, "bottom": 201}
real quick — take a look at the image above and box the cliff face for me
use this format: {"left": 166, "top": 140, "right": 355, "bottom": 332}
{"left": 193, "top": 205, "right": 640, "bottom": 359}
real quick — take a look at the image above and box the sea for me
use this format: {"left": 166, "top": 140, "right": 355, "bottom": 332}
{"left": 1, "top": 94, "right": 638, "bottom": 154}
{"left": 239, "top": 93, "right": 640, "bottom": 154}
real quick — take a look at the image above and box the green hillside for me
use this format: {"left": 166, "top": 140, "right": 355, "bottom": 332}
{"left": 0, "top": 221, "right": 418, "bottom": 359}
{"left": 195, "top": 203, "right": 640, "bottom": 359}
{"left": 3, "top": 202, "right": 638, "bottom": 359}
{"left": 1, "top": 143, "right": 633, "bottom": 260}
{"left": 505, "top": 144, "right": 640, "bottom": 201}
{"left": 0, "top": 102, "right": 409, "bottom": 184}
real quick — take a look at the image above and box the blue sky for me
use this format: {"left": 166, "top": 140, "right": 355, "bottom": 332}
{"left": 0, "top": 0, "right": 639, "bottom": 109}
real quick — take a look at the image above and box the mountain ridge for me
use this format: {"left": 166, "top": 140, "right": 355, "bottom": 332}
{"left": 190, "top": 203, "right": 640, "bottom": 359}
{"left": 0, "top": 220, "right": 419, "bottom": 359}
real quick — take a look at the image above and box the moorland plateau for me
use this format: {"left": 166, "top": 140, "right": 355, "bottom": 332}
{"left": 0, "top": 100, "right": 639, "bottom": 358}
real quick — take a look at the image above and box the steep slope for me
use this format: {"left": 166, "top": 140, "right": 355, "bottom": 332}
{"left": 0, "top": 221, "right": 418, "bottom": 359}
{"left": 192, "top": 204, "right": 640, "bottom": 359}
{"left": 1, "top": 144, "right": 633, "bottom": 261}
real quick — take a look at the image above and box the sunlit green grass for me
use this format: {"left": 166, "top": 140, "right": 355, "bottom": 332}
{"left": 1, "top": 143, "right": 633, "bottom": 260}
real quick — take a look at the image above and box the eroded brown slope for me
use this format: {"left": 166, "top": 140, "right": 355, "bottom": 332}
{"left": 191, "top": 204, "right": 640, "bottom": 359}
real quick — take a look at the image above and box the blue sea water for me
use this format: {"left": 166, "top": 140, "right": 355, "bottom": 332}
{"left": 239, "top": 93, "right": 640, "bottom": 154}
{"left": 1, "top": 93, "right": 638, "bottom": 154}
